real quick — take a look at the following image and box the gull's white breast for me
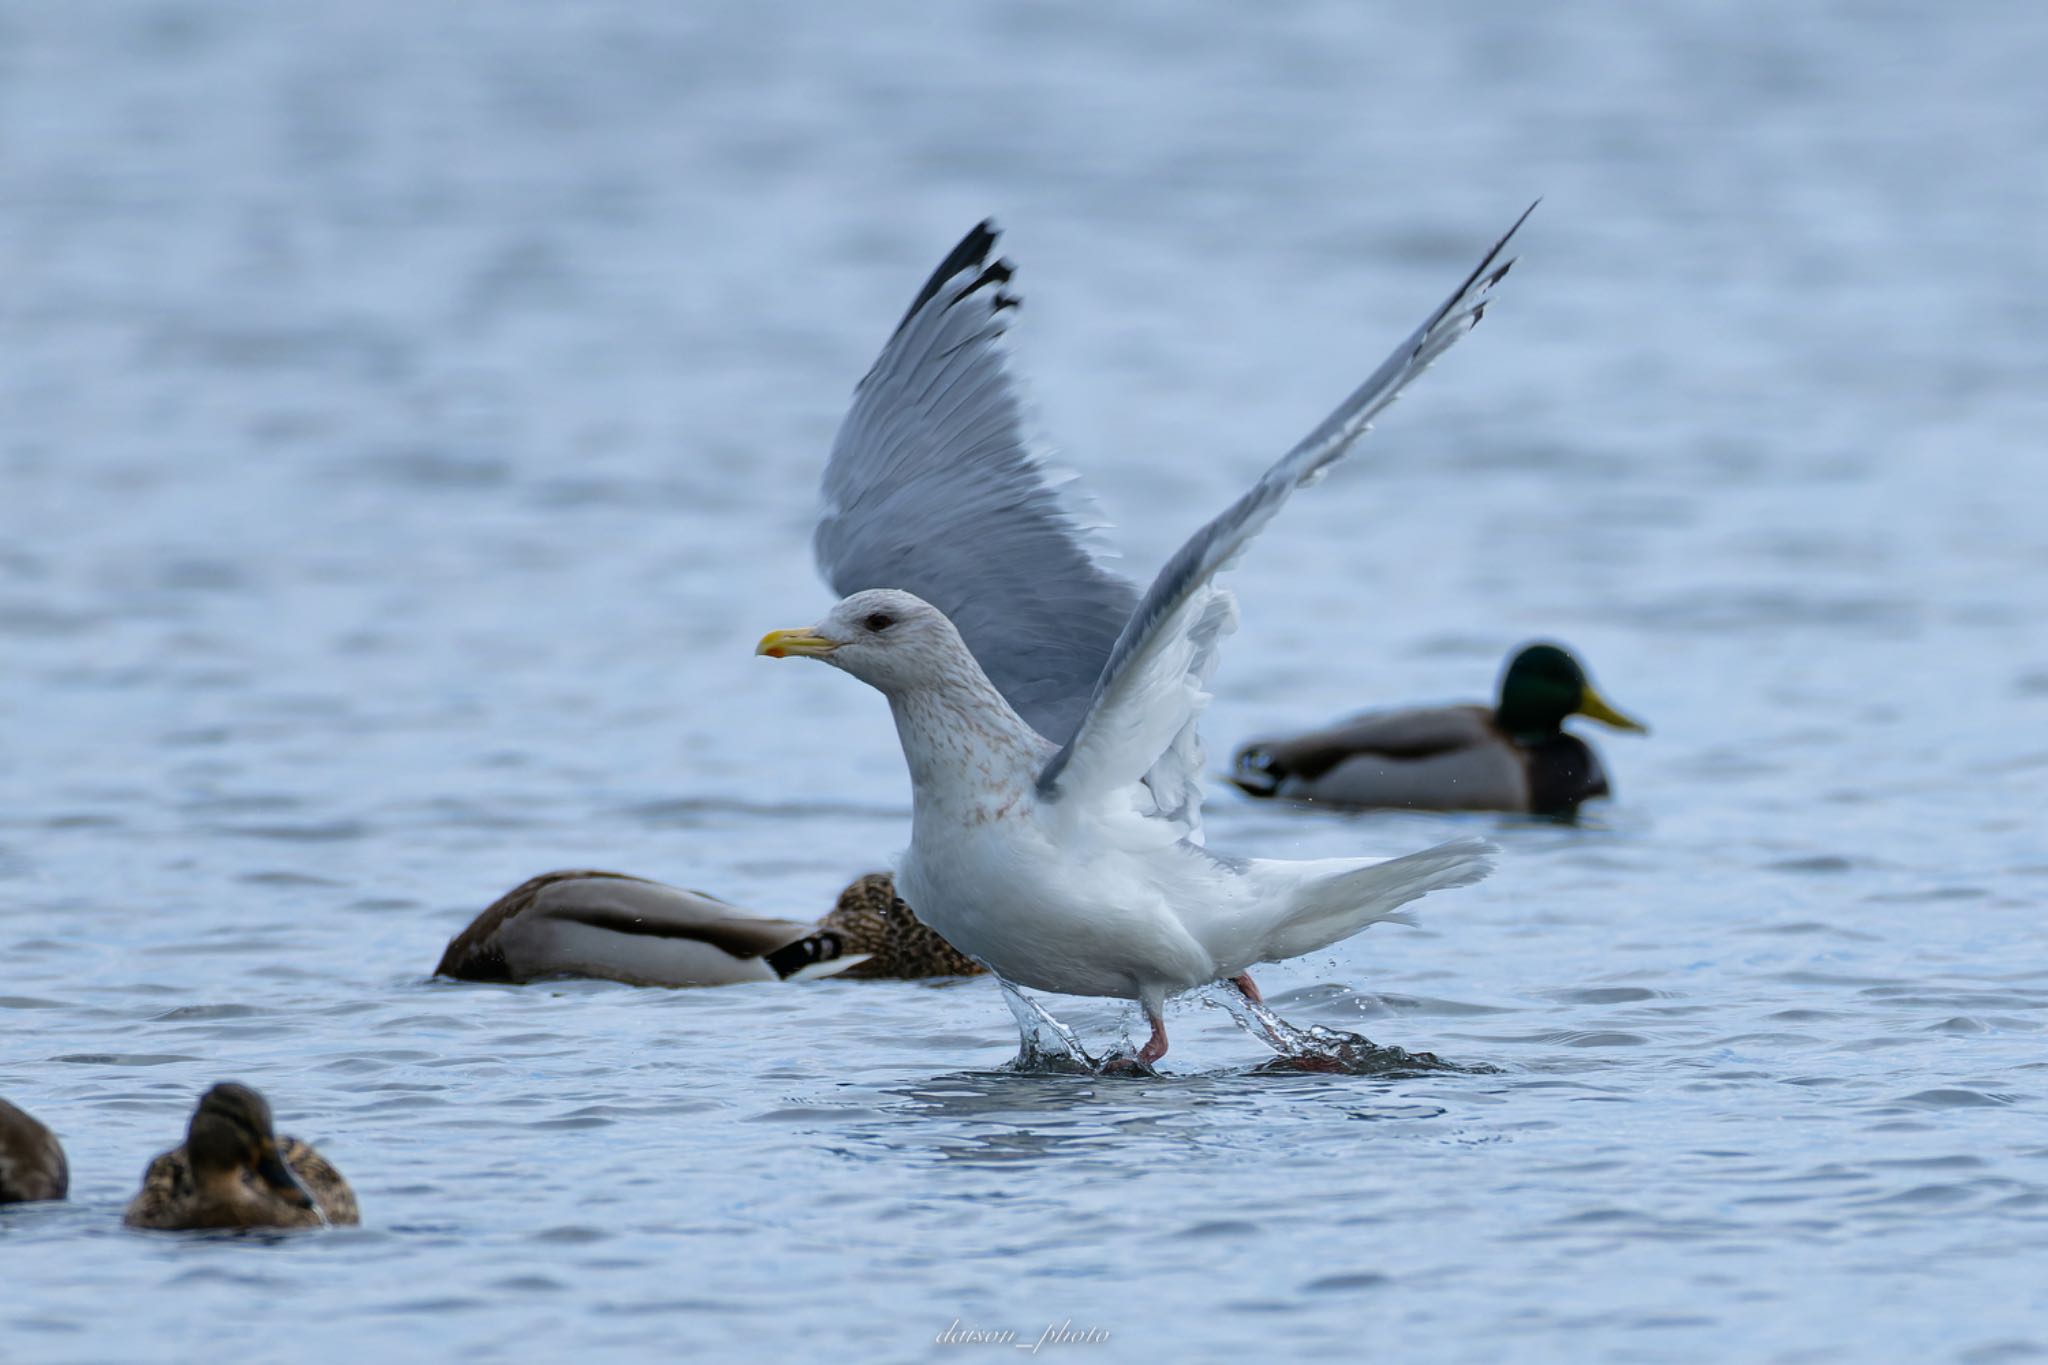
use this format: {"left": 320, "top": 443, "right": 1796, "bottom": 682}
{"left": 896, "top": 794, "right": 1218, "bottom": 1002}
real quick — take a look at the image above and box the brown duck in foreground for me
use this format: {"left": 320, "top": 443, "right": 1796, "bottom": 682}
{"left": 435, "top": 870, "right": 984, "bottom": 987}
{"left": 0, "top": 1098, "right": 68, "bottom": 1204}
{"left": 125, "top": 1083, "right": 358, "bottom": 1231}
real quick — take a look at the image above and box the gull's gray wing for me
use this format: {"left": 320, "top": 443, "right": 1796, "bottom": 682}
{"left": 1037, "top": 204, "right": 1536, "bottom": 811}
{"left": 814, "top": 222, "right": 1138, "bottom": 746}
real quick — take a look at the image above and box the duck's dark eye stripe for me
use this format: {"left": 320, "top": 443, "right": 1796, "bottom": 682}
{"left": 863, "top": 613, "right": 894, "bottom": 633}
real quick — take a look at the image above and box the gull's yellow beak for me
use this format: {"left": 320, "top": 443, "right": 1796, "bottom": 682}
{"left": 756, "top": 628, "right": 839, "bottom": 659}
{"left": 1577, "top": 683, "right": 1648, "bottom": 734}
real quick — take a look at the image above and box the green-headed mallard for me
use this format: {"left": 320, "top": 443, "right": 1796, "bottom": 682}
{"left": 124, "top": 1083, "right": 358, "bottom": 1231}
{"left": 434, "top": 870, "right": 983, "bottom": 987}
{"left": 1231, "top": 643, "right": 1647, "bottom": 817}
{"left": 0, "top": 1098, "right": 68, "bottom": 1204}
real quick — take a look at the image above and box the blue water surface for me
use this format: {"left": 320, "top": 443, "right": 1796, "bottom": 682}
{"left": 3, "top": 3, "right": 2046, "bottom": 1361}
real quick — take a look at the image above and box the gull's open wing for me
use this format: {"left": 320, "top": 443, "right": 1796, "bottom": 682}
{"left": 1036, "top": 204, "right": 1537, "bottom": 815}
{"left": 813, "top": 223, "right": 1139, "bottom": 746}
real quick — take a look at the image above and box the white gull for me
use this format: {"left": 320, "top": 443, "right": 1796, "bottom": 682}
{"left": 760, "top": 208, "right": 1532, "bottom": 1065}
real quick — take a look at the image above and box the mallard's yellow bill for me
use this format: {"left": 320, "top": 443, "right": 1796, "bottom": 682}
{"left": 756, "top": 628, "right": 838, "bottom": 659}
{"left": 1577, "top": 684, "right": 1647, "bottom": 733}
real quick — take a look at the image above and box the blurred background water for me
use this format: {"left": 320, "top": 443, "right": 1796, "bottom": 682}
{"left": 2, "top": 1, "right": 2045, "bottom": 1360}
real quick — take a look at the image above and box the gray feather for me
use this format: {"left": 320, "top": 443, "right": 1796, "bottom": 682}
{"left": 814, "top": 221, "right": 1139, "bottom": 745}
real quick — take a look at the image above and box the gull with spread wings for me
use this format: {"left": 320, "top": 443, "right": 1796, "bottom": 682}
{"left": 761, "top": 208, "right": 1532, "bottom": 1066}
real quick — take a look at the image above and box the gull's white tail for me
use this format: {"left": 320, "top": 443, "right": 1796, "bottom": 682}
{"left": 1255, "top": 836, "right": 1496, "bottom": 963}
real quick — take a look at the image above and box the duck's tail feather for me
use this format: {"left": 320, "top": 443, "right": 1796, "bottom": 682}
{"left": 1257, "top": 836, "right": 1495, "bottom": 962}
{"left": 782, "top": 952, "right": 875, "bottom": 982}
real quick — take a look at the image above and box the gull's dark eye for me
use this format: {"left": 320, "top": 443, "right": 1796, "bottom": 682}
{"left": 863, "top": 612, "right": 894, "bottom": 633}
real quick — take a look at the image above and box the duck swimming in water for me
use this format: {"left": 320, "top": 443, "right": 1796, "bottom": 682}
{"left": 124, "top": 1083, "right": 358, "bottom": 1231}
{"left": 0, "top": 1098, "right": 68, "bottom": 1204}
{"left": 1231, "top": 643, "right": 1647, "bottom": 818}
{"left": 434, "top": 870, "right": 983, "bottom": 987}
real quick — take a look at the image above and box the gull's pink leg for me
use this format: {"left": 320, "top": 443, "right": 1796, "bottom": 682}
{"left": 1232, "top": 972, "right": 1262, "bottom": 1005}
{"left": 1136, "top": 1010, "right": 1169, "bottom": 1065}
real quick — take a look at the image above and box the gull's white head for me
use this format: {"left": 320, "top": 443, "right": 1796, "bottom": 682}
{"left": 755, "top": 588, "right": 975, "bottom": 697}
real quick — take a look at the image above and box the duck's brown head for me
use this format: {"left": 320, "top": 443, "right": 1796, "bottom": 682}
{"left": 188, "top": 1083, "right": 315, "bottom": 1212}
{"left": 820, "top": 874, "right": 983, "bottom": 980}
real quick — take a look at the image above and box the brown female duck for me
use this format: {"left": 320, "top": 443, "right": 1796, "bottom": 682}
{"left": 125, "top": 1083, "right": 358, "bottom": 1231}
{"left": 0, "top": 1098, "right": 68, "bottom": 1204}
{"left": 435, "top": 870, "right": 982, "bottom": 987}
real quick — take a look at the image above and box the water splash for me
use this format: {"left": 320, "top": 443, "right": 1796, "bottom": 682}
{"left": 994, "top": 978, "right": 1474, "bottom": 1078}
{"left": 997, "top": 978, "right": 1100, "bottom": 1075}
{"left": 994, "top": 981, "right": 1166, "bottom": 1077}
{"left": 1206, "top": 985, "right": 1489, "bottom": 1076}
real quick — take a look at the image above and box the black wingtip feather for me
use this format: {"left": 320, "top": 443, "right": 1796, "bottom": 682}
{"left": 1412, "top": 205, "right": 1534, "bottom": 346}
{"left": 1468, "top": 257, "right": 1519, "bottom": 326}
{"left": 893, "top": 220, "right": 1004, "bottom": 335}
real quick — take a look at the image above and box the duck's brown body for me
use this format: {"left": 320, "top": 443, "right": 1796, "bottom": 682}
{"left": 125, "top": 1083, "right": 358, "bottom": 1232}
{"left": 435, "top": 870, "right": 981, "bottom": 987}
{"left": 125, "top": 1135, "right": 357, "bottom": 1231}
{"left": 0, "top": 1099, "right": 68, "bottom": 1204}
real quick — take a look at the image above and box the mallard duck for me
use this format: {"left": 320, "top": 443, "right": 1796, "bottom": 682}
{"left": 1231, "top": 643, "right": 1647, "bottom": 817}
{"left": 124, "top": 1083, "right": 358, "bottom": 1231}
{"left": 434, "top": 870, "right": 984, "bottom": 987}
{"left": 0, "top": 1098, "right": 68, "bottom": 1204}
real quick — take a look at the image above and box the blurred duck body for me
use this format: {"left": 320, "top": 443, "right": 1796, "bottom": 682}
{"left": 434, "top": 870, "right": 982, "bottom": 987}
{"left": 1232, "top": 644, "right": 1647, "bottom": 818}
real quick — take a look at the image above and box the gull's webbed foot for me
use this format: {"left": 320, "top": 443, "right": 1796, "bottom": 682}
{"left": 1096, "top": 1005, "right": 1170, "bottom": 1076}
{"left": 1137, "top": 1010, "right": 1169, "bottom": 1064}
{"left": 1097, "top": 1053, "right": 1158, "bottom": 1078}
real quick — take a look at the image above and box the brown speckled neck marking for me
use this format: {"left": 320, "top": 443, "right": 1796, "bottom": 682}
{"left": 820, "top": 873, "right": 984, "bottom": 980}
